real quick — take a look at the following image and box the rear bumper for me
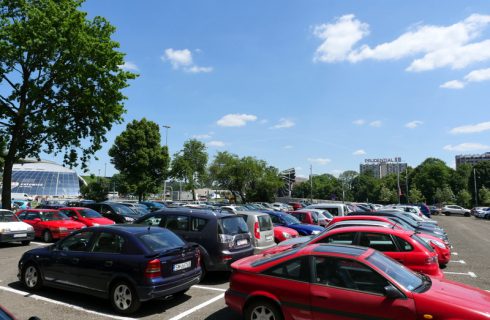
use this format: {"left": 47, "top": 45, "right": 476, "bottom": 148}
{"left": 208, "top": 247, "right": 254, "bottom": 271}
{"left": 225, "top": 289, "right": 247, "bottom": 314}
{"left": 0, "top": 231, "right": 35, "bottom": 243}
{"left": 137, "top": 272, "right": 201, "bottom": 301}
{"left": 253, "top": 242, "right": 277, "bottom": 254}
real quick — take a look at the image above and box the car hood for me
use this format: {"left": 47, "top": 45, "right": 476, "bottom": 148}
{"left": 416, "top": 278, "right": 490, "bottom": 317}
{"left": 82, "top": 217, "right": 114, "bottom": 225}
{"left": 0, "top": 221, "right": 32, "bottom": 232}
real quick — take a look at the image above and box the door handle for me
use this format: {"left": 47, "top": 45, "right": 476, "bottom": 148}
{"left": 314, "top": 295, "right": 329, "bottom": 300}
{"left": 71, "top": 258, "right": 79, "bottom": 264}
{"left": 104, "top": 261, "right": 113, "bottom": 267}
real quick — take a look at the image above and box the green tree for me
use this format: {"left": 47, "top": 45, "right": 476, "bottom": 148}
{"left": 0, "top": 0, "right": 135, "bottom": 208}
{"left": 408, "top": 185, "right": 425, "bottom": 203}
{"left": 456, "top": 189, "right": 472, "bottom": 208}
{"left": 338, "top": 170, "right": 358, "bottom": 201}
{"left": 479, "top": 186, "right": 490, "bottom": 206}
{"left": 379, "top": 185, "right": 397, "bottom": 204}
{"left": 247, "top": 166, "right": 283, "bottom": 202}
{"left": 109, "top": 173, "right": 134, "bottom": 197}
{"left": 109, "top": 119, "right": 169, "bottom": 201}
{"left": 411, "top": 158, "right": 452, "bottom": 204}
{"left": 434, "top": 185, "right": 455, "bottom": 204}
{"left": 171, "top": 139, "right": 208, "bottom": 200}
{"left": 451, "top": 163, "right": 472, "bottom": 195}
{"left": 310, "top": 174, "right": 342, "bottom": 200}
{"left": 472, "top": 161, "right": 490, "bottom": 204}
{"left": 80, "top": 180, "right": 108, "bottom": 202}
{"left": 351, "top": 173, "right": 381, "bottom": 203}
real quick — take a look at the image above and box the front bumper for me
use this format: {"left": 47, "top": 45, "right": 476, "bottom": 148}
{"left": 0, "top": 231, "right": 35, "bottom": 243}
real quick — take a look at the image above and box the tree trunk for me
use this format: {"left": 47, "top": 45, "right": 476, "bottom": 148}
{"left": 192, "top": 187, "right": 196, "bottom": 201}
{"left": 138, "top": 192, "right": 143, "bottom": 202}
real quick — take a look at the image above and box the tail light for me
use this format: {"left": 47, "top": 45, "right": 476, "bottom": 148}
{"left": 425, "top": 255, "right": 437, "bottom": 265}
{"left": 254, "top": 222, "right": 260, "bottom": 239}
{"left": 144, "top": 259, "right": 161, "bottom": 278}
{"left": 219, "top": 234, "right": 234, "bottom": 249}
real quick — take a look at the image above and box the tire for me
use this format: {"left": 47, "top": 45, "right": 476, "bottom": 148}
{"left": 443, "top": 212, "right": 450, "bottom": 216}
{"left": 199, "top": 259, "right": 207, "bottom": 282}
{"left": 110, "top": 281, "right": 141, "bottom": 314}
{"left": 244, "top": 299, "right": 283, "bottom": 320}
{"left": 22, "top": 263, "right": 43, "bottom": 291}
{"left": 21, "top": 240, "right": 30, "bottom": 246}
{"left": 464, "top": 212, "right": 470, "bottom": 217}
{"left": 43, "top": 230, "right": 52, "bottom": 243}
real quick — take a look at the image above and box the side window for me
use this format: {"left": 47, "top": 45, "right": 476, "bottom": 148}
{"left": 313, "top": 256, "right": 388, "bottom": 295}
{"left": 329, "top": 208, "right": 339, "bottom": 216}
{"left": 270, "top": 215, "right": 281, "bottom": 224}
{"left": 92, "top": 232, "right": 125, "bottom": 254}
{"left": 394, "top": 236, "right": 413, "bottom": 252}
{"left": 142, "top": 215, "right": 163, "bottom": 226}
{"left": 59, "top": 231, "right": 93, "bottom": 252}
{"left": 320, "top": 232, "right": 356, "bottom": 245}
{"left": 18, "top": 212, "right": 27, "bottom": 219}
{"left": 102, "top": 205, "right": 113, "bottom": 213}
{"left": 191, "top": 217, "right": 208, "bottom": 232}
{"left": 165, "top": 215, "right": 189, "bottom": 231}
{"left": 359, "top": 233, "right": 397, "bottom": 252}
{"left": 263, "top": 257, "right": 309, "bottom": 282}
{"left": 27, "top": 212, "right": 40, "bottom": 220}
{"left": 62, "top": 210, "right": 76, "bottom": 218}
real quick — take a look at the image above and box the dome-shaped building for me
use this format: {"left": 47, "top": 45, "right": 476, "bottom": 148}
{"left": 11, "top": 160, "right": 85, "bottom": 198}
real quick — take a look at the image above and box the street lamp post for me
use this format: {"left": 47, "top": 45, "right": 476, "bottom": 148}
{"left": 162, "top": 125, "right": 171, "bottom": 201}
{"left": 474, "top": 168, "right": 478, "bottom": 206}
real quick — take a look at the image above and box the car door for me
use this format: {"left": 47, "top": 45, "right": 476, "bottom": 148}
{"left": 310, "top": 256, "right": 415, "bottom": 320}
{"left": 45, "top": 231, "right": 94, "bottom": 287}
{"left": 22, "top": 211, "right": 42, "bottom": 237}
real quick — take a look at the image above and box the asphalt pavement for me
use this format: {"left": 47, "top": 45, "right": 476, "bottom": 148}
{"left": 0, "top": 214, "right": 488, "bottom": 320}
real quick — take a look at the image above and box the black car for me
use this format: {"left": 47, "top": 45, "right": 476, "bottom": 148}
{"left": 134, "top": 208, "right": 254, "bottom": 276}
{"left": 139, "top": 201, "right": 166, "bottom": 212}
{"left": 84, "top": 202, "right": 141, "bottom": 224}
{"left": 18, "top": 225, "right": 201, "bottom": 314}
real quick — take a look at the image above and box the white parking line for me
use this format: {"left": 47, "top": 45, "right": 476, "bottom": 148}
{"left": 449, "top": 260, "right": 466, "bottom": 264}
{"left": 444, "top": 271, "right": 477, "bottom": 278}
{"left": 192, "top": 285, "right": 227, "bottom": 292}
{"left": 451, "top": 252, "right": 459, "bottom": 256}
{"left": 168, "top": 293, "right": 224, "bottom": 320}
{"left": 0, "top": 286, "right": 133, "bottom": 320}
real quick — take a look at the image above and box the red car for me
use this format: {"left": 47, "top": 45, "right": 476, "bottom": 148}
{"left": 288, "top": 210, "right": 330, "bottom": 227}
{"left": 59, "top": 207, "right": 115, "bottom": 227}
{"left": 288, "top": 202, "right": 302, "bottom": 210}
{"left": 329, "top": 215, "right": 451, "bottom": 265}
{"left": 16, "top": 209, "right": 85, "bottom": 242}
{"left": 226, "top": 244, "right": 490, "bottom": 320}
{"left": 273, "top": 226, "right": 299, "bottom": 243}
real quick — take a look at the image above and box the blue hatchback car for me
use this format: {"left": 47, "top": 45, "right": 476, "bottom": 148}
{"left": 266, "top": 211, "right": 324, "bottom": 236}
{"left": 18, "top": 225, "right": 201, "bottom": 314}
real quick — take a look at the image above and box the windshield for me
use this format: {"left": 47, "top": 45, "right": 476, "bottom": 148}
{"left": 219, "top": 216, "right": 249, "bottom": 235}
{"left": 40, "top": 211, "right": 69, "bottom": 221}
{"left": 113, "top": 204, "right": 139, "bottom": 216}
{"left": 389, "top": 218, "right": 414, "bottom": 231}
{"left": 80, "top": 209, "right": 102, "bottom": 218}
{"left": 311, "top": 212, "right": 319, "bottom": 223}
{"left": 366, "top": 251, "right": 423, "bottom": 291}
{"left": 0, "top": 211, "right": 19, "bottom": 222}
{"left": 282, "top": 214, "right": 301, "bottom": 225}
{"left": 320, "top": 211, "right": 333, "bottom": 219}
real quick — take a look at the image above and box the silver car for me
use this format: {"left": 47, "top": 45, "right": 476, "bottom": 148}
{"left": 237, "top": 211, "right": 276, "bottom": 254}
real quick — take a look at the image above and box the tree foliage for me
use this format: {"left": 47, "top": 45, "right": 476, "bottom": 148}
{"left": 411, "top": 158, "right": 452, "bottom": 204}
{"left": 171, "top": 139, "right": 208, "bottom": 200}
{"left": 408, "top": 185, "right": 425, "bottom": 203}
{"left": 0, "top": 0, "right": 135, "bottom": 208}
{"left": 479, "top": 186, "right": 490, "bottom": 206}
{"left": 108, "top": 119, "right": 169, "bottom": 201}
{"left": 80, "top": 180, "right": 108, "bottom": 202}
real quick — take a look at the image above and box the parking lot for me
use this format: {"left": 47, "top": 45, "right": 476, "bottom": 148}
{"left": 0, "top": 214, "right": 489, "bottom": 320}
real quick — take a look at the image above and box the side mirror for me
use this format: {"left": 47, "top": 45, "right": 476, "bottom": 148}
{"left": 33, "top": 218, "right": 41, "bottom": 222}
{"left": 384, "top": 285, "right": 404, "bottom": 299}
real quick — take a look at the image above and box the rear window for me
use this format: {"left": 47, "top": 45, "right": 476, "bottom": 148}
{"left": 139, "top": 230, "right": 185, "bottom": 252}
{"left": 258, "top": 215, "right": 273, "bottom": 231}
{"left": 218, "top": 216, "right": 249, "bottom": 235}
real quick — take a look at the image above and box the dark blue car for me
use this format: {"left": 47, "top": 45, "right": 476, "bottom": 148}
{"left": 18, "top": 225, "right": 201, "bottom": 314}
{"left": 266, "top": 211, "right": 324, "bottom": 235}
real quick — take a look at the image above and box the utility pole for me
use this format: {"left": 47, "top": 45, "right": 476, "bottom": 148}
{"left": 104, "top": 163, "right": 107, "bottom": 178}
{"left": 162, "top": 125, "right": 171, "bottom": 201}
{"left": 405, "top": 166, "right": 409, "bottom": 204}
{"left": 474, "top": 168, "right": 478, "bottom": 206}
{"left": 396, "top": 162, "right": 401, "bottom": 204}
{"left": 310, "top": 165, "right": 313, "bottom": 203}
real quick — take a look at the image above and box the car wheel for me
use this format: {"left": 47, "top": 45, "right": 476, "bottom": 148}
{"left": 43, "top": 230, "right": 52, "bottom": 243}
{"left": 443, "top": 212, "right": 450, "bottom": 216}
{"left": 22, "top": 264, "right": 42, "bottom": 290}
{"left": 245, "top": 299, "right": 283, "bottom": 320}
{"left": 110, "top": 281, "right": 141, "bottom": 314}
{"left": 21, "top": 240, "right": 30, "bottom": 246}
{"left": 464, "top": 212, "right": 470, "bottom": 217}
{"left": 199, "top": 259, "right": 207, "bottom": 282}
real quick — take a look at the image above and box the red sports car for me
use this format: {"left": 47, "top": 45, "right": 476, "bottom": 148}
{"left": 329, "top": 215, "right": 451, "bottom": 265}
{"left": 16, "top": 209, "right": 85, "bottom": 242}
{"left": 59, "top": 207, "right": 115, "bottom": 227}
{"left": 226, "top": 244, "right": 490, "bottom": 320}
{"left": 273, "top": 226, "right": 299, "bottom": 243}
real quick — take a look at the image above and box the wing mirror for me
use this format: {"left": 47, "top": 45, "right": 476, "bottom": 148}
{"left": 384, "top": 284, "right": 404, "bottom": 299}
{"left": 33, "top": 218, "right": 41, "bottom": 222}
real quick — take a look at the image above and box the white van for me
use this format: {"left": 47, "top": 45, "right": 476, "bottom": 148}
{"left": 304, "top": 203, "right": 351, "bottom": 216}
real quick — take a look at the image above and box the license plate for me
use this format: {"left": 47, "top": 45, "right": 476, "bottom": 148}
{"left": 13, "top": 233, "right": 27, "bottom": 238}
{"left": 266, "top": 235, "right": 273, "bottom": 241}
{"left": 173, "top": 261, "right": 191, "bottom": 271}
{"left": 237, "top": 239, "right": 248, "bottom": 246}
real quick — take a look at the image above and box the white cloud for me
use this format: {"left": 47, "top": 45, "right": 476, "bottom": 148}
{"left": 308, "top": 158, "right": 331, "bottom": 165}
{"left": 440, "top": 80, "right": 465, "bottom": 89}
{"left": 283, "top": 145, "right": 293, "bottom": 149}
{"left": 162, "top": 48, "right": 212, "bottom": 73}
{"left": 353, "top": 149, "right": 366, "bottom": 155}
{"left": 207, "top": 140, "right": 225, "bottom": 148}
{"left": 313, "top": 14, "right": 369, "bottom": 63}
{"left": 314, "top": 14, "right": 490, "bottom": 72}
{"left": 443, "top": 143, "right": 490, "bottom": 152}
{"left": 369, "top": 120, "right": 382, "bottom": 127}
{"left": 217, "top": 114, "right": 257, "bottom": 127}
{"left": 119, "top": 61, "right": 139, "bottom": 71}
{"left": 353, "top": 119, "right": 366, "bottom": 125}
{"left": 450, "top": 121, "right": 490, "bottom": 134}
{"left": 192, "top": 133, "right": 213, "bottom": 139}
{"left": 464, "top": 67, "right": 490, "bottom": 82}
{"left": 271, "top": 118, "right": 295, "bottom": 129}
{"left": 405, "top": 120, "right": 424, "bottom": 129}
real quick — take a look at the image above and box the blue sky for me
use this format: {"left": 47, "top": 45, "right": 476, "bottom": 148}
{"left": 44, "top": 1, "right": 490, "bottom": 178}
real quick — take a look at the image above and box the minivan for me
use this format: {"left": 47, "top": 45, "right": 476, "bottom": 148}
{"left": 134, "top": 208, "right": 254, "bottom": 277}
{"left": 305, "top": 203, "right": 350, "bottom": 216}
{"left": 237, "top": 211, "right": 276, "bottom": 254}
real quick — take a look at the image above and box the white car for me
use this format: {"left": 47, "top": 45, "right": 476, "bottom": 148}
{"left": 442, "top": 205, "right": 471, "bottom": 216}
{"left": 0, "top": 209, "right": 35, "bottom": 245}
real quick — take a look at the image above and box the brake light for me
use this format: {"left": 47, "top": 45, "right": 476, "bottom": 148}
{"left": 144, "top": 259, "right": 161, "bottom": 278}
{"left": 425, "top": 255, "right": 437, "bottom": 265}
{"left": 254, "top": 222, "right": 260, "bottom": 239}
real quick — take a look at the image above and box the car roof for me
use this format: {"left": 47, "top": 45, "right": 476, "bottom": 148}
{"left": 327, "top": 225, "right": 412, "bottom": 236}
{"left": 151, "top": 207, "right": 236, "bottom": 219}
{"left": 85, "top": 224, "right": 169, "bottom": 235}
{"left": 21, "top": 209, "right": 58, "bottom": 212}
{"left": 308, "top": 243, "right": 369, "bottom": 256}
{"left": 236, "top": 210, "right": 269, "bottom": 217}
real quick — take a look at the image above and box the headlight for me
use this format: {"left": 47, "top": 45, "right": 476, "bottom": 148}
{"left": 0, "top": 227, "right": 11, "bottom": 233}
{"left": 124, "top": 216, "right": 134, "bottom": 222}
{"left": 311, "top": 230, "right": 321, "bottom": 235}
{"left": 430, "top": 240, "right": 446, "bottom": 249}
{"left": 58, "top": 227, "right": 67, "bottom": 231}
{"left": 282, "top": 232, "right": 291, "bottom": 239}
{"left": 92, "top": 223, "right": 100, "bottom": 226}
{"left": 26, "top": 226, "right": 34, "bottom": 232}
